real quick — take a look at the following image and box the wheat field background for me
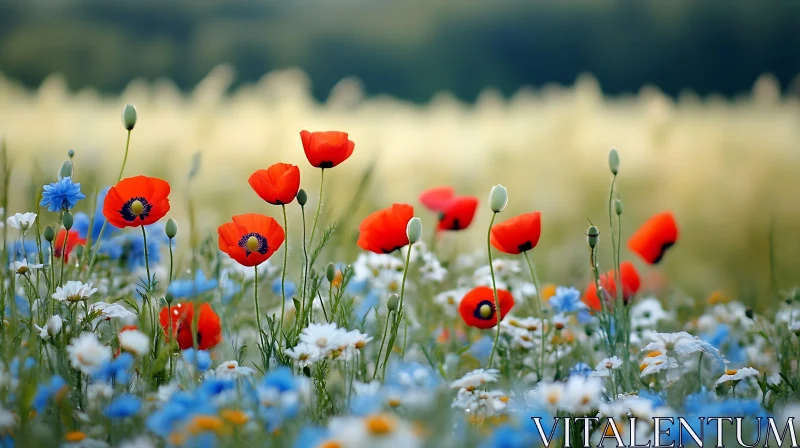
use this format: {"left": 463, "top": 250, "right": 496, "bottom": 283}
{"left": 1, "top": 66, "right": 799, "bottom": 306}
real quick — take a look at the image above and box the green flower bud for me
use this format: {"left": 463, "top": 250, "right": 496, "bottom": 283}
{"left": 62, "top": 210, "right": 74, "bottom": 230}
{"left": 75, "top": 244, "right": 84, "bottom": 260}
{"left": 489, "top": 184, "right": 508, "bottom": 213}
{"left": 296, "top": 189, "right": 308, "bottom": 206}
{"left": 406, "top": 217, "right": 422, "bottom": 244}
{"left": 608, "top": 148, "right": 620, "bottom": 175}
{"left": 326, "top": 262, "right": 336, "bottom": 283}
{"left": 387, "top": 294, "right": 400, "bottom": 311}
{"left": 67, "top": 149, "right": 75, "bottom": 159}
{"left": 59, "top": 160, "right": 74, "bottom": 179}
{"left": 122, "top": 104, "right": 137, "bottom": 131}
{"left": 587, "top": 225, "right": 599, "bottom": 249}
{"left": 745, "top": 308, "right": 755, "bottom": 320}
{"left": 165, "top": 218, "right": 178, "bottom": 239}
{"left": 44, "top": 226, "right": 55, "bottom": 242}
{"left": 614, "top": 199, "right": 623, "bottom": 216}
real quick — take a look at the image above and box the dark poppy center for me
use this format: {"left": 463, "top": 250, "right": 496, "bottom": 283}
{"left": 238, "top": 232, "right": 269, "bottom": 257}
{"left": 318, "top": 161, "right": 334, "bottom": 168}
{"left": 119, "top": 196, "right": 152, "bottom": 222}
{"left": 472, "top": 299, "right": 496, "bottom": 321}
{"left": 517, "top": 241, "right": 533, "bottom": 252}
{"left": 652, "top": 242, "right": 675, "bottom": 264}
{"left": 381, "top": 245, "right": 404, "bottom": 254}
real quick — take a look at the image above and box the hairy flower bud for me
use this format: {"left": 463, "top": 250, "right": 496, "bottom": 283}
{"left": 62, "top": 210, "right": 74, "bottom": 230}
{"left": 489, "top": 184, "right": 508, "bottom": 213}
{"left": 387, "top": 294, "right": 400, "bottom": 311}
{"left": 608, "top": 148, "right": 620, "bottom": 175}
{"left": 587, "top": 225, "right": 599, "bottom": 249}
{"left": 614, "top": 199, "right": 623, "bottom": 216}
{"left": 44, "top": 225, "right": 55, "bottom": 242}
{"left": 59, "top": 160, "right": 74, "bottom": 180}
{"left": 406, "top": 217, "right": 422, "bottom": 244}
{"left": 165, "top": 218, "right": 178, "bottom": 239}
{"left": 296, "top": 189, "right": 308, "bottom": 206}
{"left": 122, "top": 104, "right": 137, "bottom": 131}
{"left": 326, "top": 263, "right": 336, "bottom": 283}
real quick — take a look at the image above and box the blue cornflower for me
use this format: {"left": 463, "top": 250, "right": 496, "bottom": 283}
{"left": 126, "top": 224, "right": 169, "bottom": 270}
{"left": 182, "top": 349, "right": 212, "bottom": 371}
{"left": 5, "top": 295, "right": 30, "bottom": 318}
{"left": 220, "top": 272, "right": 242, "bottom": 304}
{"left": 386, "top": 361, "right": 441, "bottom": 391}
{"left": 40, "top": 177, "right": 85, "bottom": 212}
{"left": 271, "top": 278, "right": 297, "bottom": 297}
{"left": 197, "top": 378, "right": 235, "bottom": 398}
{"left": 93, "top": 352, "right": 134, "bottom": 383}
{"left": 549, "top": 286, "right": 587, "bottom": 314}
{"left": 104, "top": 394, "right": 141, "bottom": 418}
{"left": 350, "top": 393, "right": 384, "bottom": 416}
{"left": 481, "top": 425, "right": 536, "bottom": 448}
{"left": 569, "top": 362, "right": 593, "bottom": 377}
{"left": 7, "top": 240, "right": 46, "bottom": 264}
{"left": 168, "top": 271, "right": 218, "bottom": 299}
{"left": 10, "top": 357, "right": 35, "bottom": 378}
{"left": 293, "top": 426, "right": 329, "bottom": 448}
{"left": 354, "top": 290, "right": 380, "bottom": 322}
{"left": 256, "top": 367, "right": 306, "bottom": 431}
{"left": 33, "top": 375, "right": 67, "bottom": 412}
{"left": 467, "top": 336, "right": 494, "bottom": 365}
{"left": 146, "top": 392, "right": 216, "bottom": 437}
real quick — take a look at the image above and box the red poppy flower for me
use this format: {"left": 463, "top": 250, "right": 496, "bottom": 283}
{"left": 438, "top": 196, "right": 479, "bottom": 231}
{"left": 103, "top": 176, "right": 170, "bottom": 228}
{"left": 159, "top": 302, "right": 222, "bottom": 350}
{"left": 54, "top": 229, "right": 86, "bottom": 262}
{"left": 300, "top": 130, "right": 355, "bottom": 168}
{"left": 582, "top": 261, "right": 642, "bottom": 311}
{"left": 357, "top": 203, "right": 414, "bottom": 254}
{"left": 218, "top": 214, "right": 285, "bottom": 267}
{"left": 248, "top": 163, "right": 301, "bottom": 206}
{"left": 490, "top": 212, "right": 542, "bottom": 254}
{"left": 419, "top": 186, "right": 455, "bottom": 213}
{"left": 628, "top": 212, "right": 678, "bottom": 264}
{"left": 459, "top": 286, "right": 515, "bottom": 329}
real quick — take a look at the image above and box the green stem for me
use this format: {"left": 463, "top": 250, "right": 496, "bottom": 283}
{"left": 254, "top": 265, "right": 266, "bottom": 369}
{"left": 486, "top": 212, "right": 502, "bottom": 368}
{"left": 58, "top": 227, "right": 69, "bottom": 287}
{"left": 372, "top": 310, "right": 392, "bottom": 380}
{"left": 523, "top": 251, "right": 545, "bottom": 381}
{"left": 381, "top": 242, "right": 413, "bottom": 379}
{"left": 117, "top": 131, "right": 132, "bottom": 183}
{"left": 308, "top": 168, "right": 325, "bottom": 248}
{"left": 168, "top": 238, "right": 174, "bottom": 284}
{"left": 300, "top": 204, "right": 309, "bottom": 318}
{"left": 141, "top": 225, "right": 152, "bottom": 336}
{"left": 279, "top": 205, "right": 288, "bottom": 338}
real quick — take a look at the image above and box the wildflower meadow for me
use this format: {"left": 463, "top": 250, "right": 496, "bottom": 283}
{"left": 1, "top": 75, "right": 800, "bottom": 448}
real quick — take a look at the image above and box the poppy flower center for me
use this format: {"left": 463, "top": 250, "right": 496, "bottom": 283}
{"left": 473, "top": 300, "right": 496, "bottom": 320}
{"left": 238, "top": 232, "right": 268, "bottom": 256}
{"left": 120, "top": 197, "right": 152, "bottom": 222}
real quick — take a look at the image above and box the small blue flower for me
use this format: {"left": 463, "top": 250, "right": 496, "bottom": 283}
{"left": 481, "top": 425, "right": 536, "bottom": 448}
{"left": 549, "top": 287, "right": 587, "bottom": 314}
{"left": 293, "top": 426, "right": 329, "bottom": 448}
{"left": 40, "top": 177, "right": 86, "bottom": 212}
{"left": 350, "top": 394, "right": 384, "bottom": 416}
{"left": 168, "top": 271, "right": 218, "bottom": 299}
{"left": 221, "top": 273, "right": 242, "bottom": 304}
{"left": 182, "top": 349, "right": 212, "bottom": 371}
{"left": 569, "top": 362, "right": 593, "bottom": 377}
{"left": 271, "top": 278, "right": 297, "bottom": 297}
{"left": 73, "top": 187, "right": 120, "bottom": 242}
{"left": 146, "top": 392, "right": 216, "bottom": 437}
{"left": 33, "top": 375, "right": 67, "bottom": 412}
{"left": 7, "top": 240, "right": 46, "bottom": 264}
{"left": 198, "top": 378, "right": 236, "bottom": 398}
{"left": 93, "top": 352, "right": 135, "bottom": 383}
{"left": 126, "top": 224, "right": 169, "bottom": 270}
{"left": 467, "top": 336, "right": 494, "bottom": 365}
{"left": 104, "top": 394, "right": 141, "bottom": 418}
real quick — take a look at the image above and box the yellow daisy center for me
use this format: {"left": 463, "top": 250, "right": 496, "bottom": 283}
{"left": 364, "top": 414, "right": 396, "bottom": 435}
{"left": 65, "top": 431, "right": 86, "bottom": 442}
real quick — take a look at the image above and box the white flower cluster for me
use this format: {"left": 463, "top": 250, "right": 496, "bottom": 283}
{"left": 450, "top": 369, "right": 509, "bottom": 417}
{"left": 285, "top": 322, "right": 372, "bottom": 367}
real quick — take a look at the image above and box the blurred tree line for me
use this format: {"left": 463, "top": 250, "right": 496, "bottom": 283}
{"left": 1, "top": 0, "right": 798, "bottom": 102}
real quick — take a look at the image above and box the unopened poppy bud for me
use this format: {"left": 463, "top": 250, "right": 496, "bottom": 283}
{"left": 67, "top": 149, "right": 75, "bottom": 159}
{"left": 296, "top": 189, "right": 308, "bottom": 206}
{"left": 44, "top": 226, "right": 55, "bottom": 242}
{"left": 587, "top": 225, "right": 599, "bottom": 249}
{"left": 75, "top": 245, "right": 84, "bottom": 260}
{"left": 165, "top": 292, "right": 174, "bottom": 305}
{"left": 745, "top": 308, "right": 755, "bottom": 320}
{"left": 387, "top": 294, "right": 399, "bottom": 311}
{"left": 489, "top": 184, "right": 508, "bottom": 213}
{"left": 59, "top": 160, "right": 73, "bottom": 180}
{"left": 614, "top": 199, "right": 623, "bottom": 216}
{"left": 406, "top": 217, "right": 422, "bottom": 244}
{"left": 608, "top": 148, "right": 620, "bottom": 175}
{"left": 122, "top": 104, "right": 137, "bottom": 131}
{"left": 62, "top": 211, "right": 74, "bottom": 230}
{"left": 165, "top": 218, "right": 178, "bottom": 239}
{"left": 326, "top": 263, "right": 336, "bottom": 283}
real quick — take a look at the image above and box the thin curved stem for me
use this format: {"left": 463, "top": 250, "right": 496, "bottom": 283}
{"left": 523, "top": 251, "right": 545, "bottom": 381}
{"left": 486, "top": 212, "right": 502, "bottom": 368}
{"left": 300, "top": 204, "right": 309, "bottom": 318}
{"left": 58, "top": 227, "right": 69, "bottom": 287}
{"left": 168, "top": 239, "right": 174, "bottom": 284}
{"left": 279, "top": 205, "right": 288, "bottom": 340}
{"left": 372, "top": 310, "right": 392, "bottom": 380}
{"left": 254, "top": 265, "right": 266, "bottom": 369}
{"left": 309, "top": 168, "right": 325, "bottom": 249}
{"left": 381, "top": 242, "right": 413, "bottom": 379}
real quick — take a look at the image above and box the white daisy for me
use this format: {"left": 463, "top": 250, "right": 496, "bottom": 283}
{"left": 285, "top": 342, "right": 322, "bottom": 367}
{"left": 298, "top": 322, "right": 345, "bottom": 354}
{"left": 118, "top": 437, "right": 156, "bottom": 448}
{"left": 639, "top": 352, "right": 679, "bottom": 377}
{"left": 33, "top": 315, "right": 63, "bottom": 340}
{"left": 6, "top": 212, "right": 37, "bottom": 231}
{"left": 561, "top": 376, "right": 603, "bottom": 413}
{"left": 590, "top": 356, "right": 623, "bottom": 377}
{"left": 10, "top": 259, "right": 44, "bottom": 275}
{"left": 630, "top": 297, "right": 672, "bottom": 328}
{"left": 0, "top": 406, "right": 16, "bottom": 433}
{"left": 119, "top": 329, "right": 150, "bottom": 357}
{"left": 450, "top": 368, "right": 499, "bottom": 390}
{"left": 714, "top": 367, "right": 759, "bottom": 386}
{"left": 215, "top": 360, "right": 255, "bottom": 380}
{"left": 67, "top": 332, "right": 112, "bottom": 375}
{"left": 451, "top": 388, "right": 510, "bottom": 416}
{"left": 433, "top": 288, "right": 468, "bottom": 316}
{"left": 327, "top": 413, "right": 421, "bottom": 448}
{"left": 86, "top": 382, "right": 114, "bottom": 404}
{"left": 53, "top": 281, "right": 98, "bottom": 302}
{"left": 89, "top": 302, "right": 135, "bottom": 321}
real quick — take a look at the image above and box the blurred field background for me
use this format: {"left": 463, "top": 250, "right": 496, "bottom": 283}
{"left": 1, "top": 0, "right": 799, "bottom": 307}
